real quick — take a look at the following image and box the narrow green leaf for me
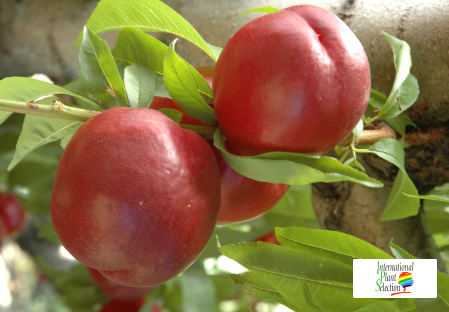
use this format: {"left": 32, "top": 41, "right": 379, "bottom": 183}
{"left": 356, "top": 299, "right": 417, "bottom": 312}
{"left": 367, "top": 88, "right": 416, "bottom": 136}
{"left": 353, "top": 119, "right": 364, "bottom": 139}
{"left": 79, "top": 26, "right": 127, "bottom": 107}
{"left": 230, "top": 273, "right": 304, "bottom": 311}
{"left": 376, "top": 33, "right": 413, "bottom": 119}
{"left": 180, "top": 272, "right": 216, "bottom": 312}
{"left": 0, "top": 112, "right": 12, "bottom": 126}
{"left": 63, "top": 78, "right": 103, "bottom": 109}
{"left": 344, "top": 156, "right": 365, "bottom": 172}
{"left": 384, "top": 113, "right": 416, "bottom": 137}
{"left": 207, "top": 43, "right": 223, "bottom": 60}
{"left": 8, "top": 115, "right": 82, "bottom": 171}
{"left": 154, "top": 75, "right": 171, "bottom": 99}
{"left": 157, "top": 108, "right": 183, "bottom": 124}
{"left": 421, "top": 189, "right": 449, "bottom": 234}
{"left": 124, "top": 63, "right": 158, "bottom": 108}
{"left": 236, "top": 6, "right": 281, "bottom": 18}
{"left": 403, "top": 189, "right": 449, "bottom": 203}
{"left": 214, "top": 129, "right": 383, "bottom": 188}
{"left": 112, "top": 28, "right": 168, "bottom": 74}
{"left": 220, "top": 242, "right": 385, "bottom": 312}
{"left": 60, "top": 123, "right": 83, "bottom": 149}
{"left": 380, "top": 170, "right": 420, "bottom": 221}
{"left": 0, "top": 77, "right": 98, "bottom": 107}
{"left": 73, "top": 0, "right": 217, "bottom": 61}
{"left": 384, "top": 74, "right": 419, "bottom": 119}
{"left": 275, "top": 227, "right": 393, "bottom": 267}
{"left": 366, "top": 138, "right": 406, "bottom": 172}
{"left": 390, "top": 241, "right": 449, "bottom": 311}
{"left": 163, "top": 41, "right": 217, "bottom": 125}
{"left": 264, "top": 185, "right": 320, "bottom": 229}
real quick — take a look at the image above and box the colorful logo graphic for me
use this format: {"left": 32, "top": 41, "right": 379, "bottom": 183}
{"left": 391, "top": 272, "right": 414, "bottom": 296}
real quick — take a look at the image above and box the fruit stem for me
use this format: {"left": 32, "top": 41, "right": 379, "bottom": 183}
{"left": 0, "top": 99, "right": 101, "bottom": 121}
{"left": 338, "top": 124, "right": 396, "bottom": 148}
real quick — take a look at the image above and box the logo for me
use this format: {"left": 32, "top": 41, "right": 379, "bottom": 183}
{"left": 393, "top": 272, "right": 414, "bottom": 296}
{"left": 353, "top": 259, "right": 436, "bottom": 298}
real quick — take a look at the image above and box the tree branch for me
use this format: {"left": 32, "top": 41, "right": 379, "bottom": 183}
{"left": 0, "top": 99, "right": 100, "bottom": 121}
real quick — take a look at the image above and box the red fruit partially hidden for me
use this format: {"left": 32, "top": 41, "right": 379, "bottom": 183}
{"left": 210, "top": 142, "right": 289, "bottom": 224}
{"left": 88, "top": 267, "right": 153, "bottom": 301}
{"left": 0, "top": 193, "right": 26, "bottom": 235}
{"left": 213, "top": 5, "right": 370, "bottom": 156}
{"left": 98, "top": 297, "right": 145, "bottom": 312}
{"left": 51, "top": 107, "right": 221, "bottom": 287}
{"left": 150, "top": 67, "right": 289, "bottom": 224}
{"left": 254, "top": 232, "right": 280, "bottom": 245}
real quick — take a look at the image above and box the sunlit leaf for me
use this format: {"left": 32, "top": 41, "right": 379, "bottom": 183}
{"left": 124, "top": 63, "right": 158, "bottom": 108}
{"left": 390, "top": 241, "right": 449, "bottom": 311}
{"left": 380, "top": 170, "right": 419, "bottom": 221}
{"left": 79, "top": 26, "right": 127, "bottom": 107}
{"left": 214, "top": 129, "right": 383, "bottom": 188}
{"left": 73, "top": 0, "right": 217, "bottom": 61}
{"left": 163, "top": 41, "right": 217, "bottom": 125}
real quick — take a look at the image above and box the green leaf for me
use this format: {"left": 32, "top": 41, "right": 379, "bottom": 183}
{"left": 366, "top": 138, "right": 406, "bottom": 172}
{"left": 230, "top": 273, "right": 300, "bottom": 311}
{"left": 356, "top": 299, "right": 417, "bottom": 312}
{"left": 384, "top": 113, "right": 416, "bottom": 137}
{"left": 384, "top": 74, "right": 420, "bottom": 119}
{"left": 380, "top": 170, "right": 420, "bottom": 221}
{"left": 421, "top": 190, "right": 449, "bottom": 234}
{"left": 180, "top": 272, "right": 216, "bottom": 312}
{"left": 154, "top": 75, "right": 171, "bottom": 99}
{"left": 236, "top": 6, "right": 280, "bottom": 18}
{"left": 8, "top": 96, "right": 83, "bottom": 170}
{"left": 214, "top": 129, "right": 383, "bottom": 188}
{"left": 0, "top": 112, "right": 12, "bottom": 126}
{"left": 60, "top": 123, "right": 82, "bottom": 149}
{"left": 63, "top": 79, "right": 103, "bottom": 109}
{"left": 79, "top": 26, "right": 127, "bottom": 107}
{"left": 264, "top": 185, "right": 320, "bottom": 229}
{"left": 353, "top": 119, "right": 364, "bottom": 139}
{"left": 112, "top": 28, "right": 168, "bottom": 74}
{"left": 0, "top": 77, "right": 98, "bottom": 107}
{"left": 124, "top": 63, "right": 158, "bottom": 108}
{"left": 73, "top": 0, "right": 217, "bottom": 62}
{"left": 403, "top": 189, "right": 449, "bottom": 203}
{"left": 275, "top": 227, "right": 393, "bottom": 267}
{"left": 344, "top": 156, "right": 365, "bottom": 172}
{"left": 390, "top": 241, "right": 449, "bottom": 311}
{"left": 376, "top": 33, "right": 413, "bottom": 119}
{"left": 157, "top": 108, "right": 183, "bottom": 124}
{"left": 367, "top": 89, "right": 416, "bottom": 137}
{"left": 207, "top": 44, "right": 223, "bottom": 60}
{"left": 163, "top": 41, "right": 217, "bottom": 125}
{"left": 220, "top": 242, "right": 385, "bottom": 312}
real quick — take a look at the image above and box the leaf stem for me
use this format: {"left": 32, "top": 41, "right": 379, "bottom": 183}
{"left": 0, "top": 99, "right": 101, "bottom": 121}
{"left": 338, "top": 150, "right": 350, "bottom": 163}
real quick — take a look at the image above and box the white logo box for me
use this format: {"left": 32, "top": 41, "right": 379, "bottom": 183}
{"left": 353, "top": 259, "right": 437, "bottom": 298}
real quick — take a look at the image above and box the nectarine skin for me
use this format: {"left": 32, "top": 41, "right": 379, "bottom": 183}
{"left": 51, "top": 108, "right": 221, "bottom": 286}
{"left": 88, "top": 267, "right": 153, "bottom": 301}
{"left": 213, "top": 5, "right": 371, "bottom": 156}
{"left": 150, "top": 67, "right": 289, "bottom": 224}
